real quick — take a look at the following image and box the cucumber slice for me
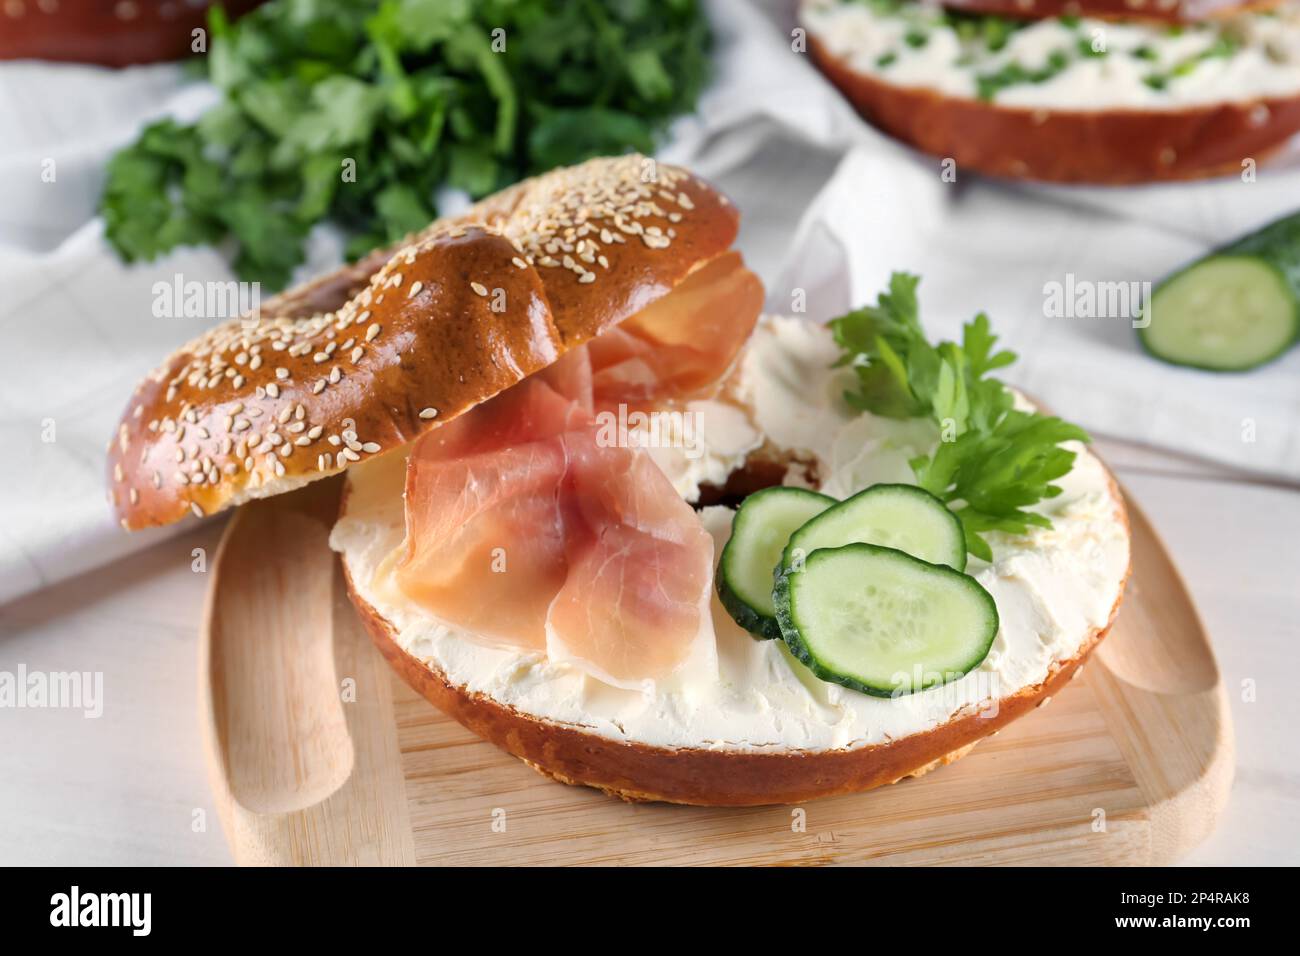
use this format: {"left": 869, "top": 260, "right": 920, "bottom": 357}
{"left": 717, "top": 487, "right": 835, "bottom": 640}
{"left": 781, "top": 483, "right": 966, "bottom": 575}
{"left": 774, "top": 544, "right": 998, "bottom": 698}
{"left": 1141, "top": 212, "right": 1300, "bottom": 372}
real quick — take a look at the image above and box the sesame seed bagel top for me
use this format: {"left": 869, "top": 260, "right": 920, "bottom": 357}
{"left": 108, "top": 155, "right": 741, "bottom": 531}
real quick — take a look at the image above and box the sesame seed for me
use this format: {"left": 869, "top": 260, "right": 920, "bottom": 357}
{"left": 276, "top": 368, "right": 289, "bottom": 380}
{"left": 408, "top": 281, "right": 423, "bottom": 298}
{"left": 419, "top": 407, "right": 439, "bottom": 420}
{"left": 351, "top": 346, "right": 364, "bottom": 363}
{"left": 129, "top": 488, "right": 139, "bottom": 505}
{"left": 266, "top": 383, "right": 280, "bottom": 398}
{"left": 361, "top": 442, "right": 381, "bottom": 453}
{"left": 365, "top": 323, "right": 381, "bottom": 342}
{"left": 471, "top": 282, "right": 488, "bottom": 297}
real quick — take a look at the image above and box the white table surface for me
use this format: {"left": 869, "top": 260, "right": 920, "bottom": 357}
{"left": 0, "top": 435, "right": 1295, "bottom": 866}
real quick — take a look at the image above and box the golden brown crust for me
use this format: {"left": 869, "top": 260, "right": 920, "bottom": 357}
{"left": 936, "top": 0, "right": 1280, "bottom": 24}
{"left": 807, "top": 33, "right": 1300, "bottom": 184}
{"left": 108, "top": 156, "right": 740, "bottom": 531}
{"left": 0, "top": 0, "right": 266, "bottom": 67}
{"left": 341, "top": 470, "right": 1132, "bottom": 807}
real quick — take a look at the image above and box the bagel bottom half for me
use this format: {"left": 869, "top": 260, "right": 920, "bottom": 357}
{"left": 336, "top": 446, "right": 1130, "bottom": 807}
{"left": 809, "top": 34, "right": 1300, "bottom": 184}
{"left": 345, "top": 564, "right": 1119, "bottom": 805}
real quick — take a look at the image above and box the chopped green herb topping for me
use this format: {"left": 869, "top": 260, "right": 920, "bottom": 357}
{"left": 830, "top": 273, "right": 1089, "bottom": 561}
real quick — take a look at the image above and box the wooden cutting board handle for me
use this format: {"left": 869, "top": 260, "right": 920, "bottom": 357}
{"left": 1085, "top": 495, "right": 1234, "bottom": 864}
{"left": 199, "top": 480, "right": 415, "bottom": 865}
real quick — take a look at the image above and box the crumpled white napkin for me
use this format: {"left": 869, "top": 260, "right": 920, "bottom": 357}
{"left": 1, "top": 0, "right": 1297, "bottom": 604}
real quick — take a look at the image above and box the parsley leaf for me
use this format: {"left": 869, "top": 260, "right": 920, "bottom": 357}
{"left": 100, "top": 0, "right": 711, "bottom": 290}
{"left": 830, "top": 273, "right": 1090, "bottom": 561}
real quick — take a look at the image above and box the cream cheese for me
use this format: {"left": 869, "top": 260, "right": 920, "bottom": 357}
{"left": 331, "top": 315, "right": 1130, "bottom": 753}
{"left": 803, "top": 0, "right": 1300, "bottom": 110}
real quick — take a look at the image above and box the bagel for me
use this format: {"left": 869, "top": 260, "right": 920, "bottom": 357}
{"left": 803, "top": 0, "right": 1300, "bottom": 183}
{"left": 111, "top": 155, "right": 1131, "bottom": 807}
{"left": 936, "top": 0, "right": 1282, "bottom": 25}
{"left": 107, "top": 155, "right": 739, "bottom": 531}
{"left": 330, "top": 315, "right": 1131, "bottom": 805}
{"left": 0, "top": 0, "right": 266, "bottom": 67}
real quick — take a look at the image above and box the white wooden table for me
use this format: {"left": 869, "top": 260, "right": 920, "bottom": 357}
{"left": 0, "top": 435, "right": 1295, "bottom": 866}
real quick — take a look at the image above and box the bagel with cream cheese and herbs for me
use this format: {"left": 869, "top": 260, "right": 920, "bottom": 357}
{"left": 803, "top": 0, "right": 1300, "bottom": 183}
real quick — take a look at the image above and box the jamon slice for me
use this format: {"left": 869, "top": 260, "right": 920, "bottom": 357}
{"left": 391, "top": 248, "right": 762, "bottom": 685}
{"left": 394, "top": 440, "right": 566, "bottom": 650}
{"left": 393, "top": 377, "right": 715, "bottom": 684}
{"left": 586, "top": 251, "right": 763, "bottom": 405}
{"left": 407, "top": 374, "right": 588, "bottom": 462}
{"left": 546, "top": 431, "right": 715, "bottom": 687}
{"left": 536, "top": 346, "right": 594, "bottom": 412}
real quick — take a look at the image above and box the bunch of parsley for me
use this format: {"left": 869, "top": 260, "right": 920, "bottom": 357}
{"left": 830, "top": 273, "right": 1089, "bottom": 561}
{"left": 100, "top": 0, "right": 711, "bottom": 290}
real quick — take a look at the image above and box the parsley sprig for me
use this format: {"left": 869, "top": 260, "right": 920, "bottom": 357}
{"left": 830, "top": 273, "right": 1089, "bottom": 561}
{"left": 100, "top": 0, "right": 711, "bottom": 290}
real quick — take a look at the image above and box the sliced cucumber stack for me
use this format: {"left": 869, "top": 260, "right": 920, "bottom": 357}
{"left": 781, "top": 483, "right": 966, "bottom": 575}
{"left": 1141, "top": 212, "right": 1300, "bottom": 372}
{"left": 718, "top": 487, "right": 834, "bottom": 640}
{"left": 774, "top": 544, "right": 998, "bottom": 698}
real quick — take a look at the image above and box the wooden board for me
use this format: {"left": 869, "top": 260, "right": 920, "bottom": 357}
{"left": 202, "top": 485, "right": 1232, "bottom": 866}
